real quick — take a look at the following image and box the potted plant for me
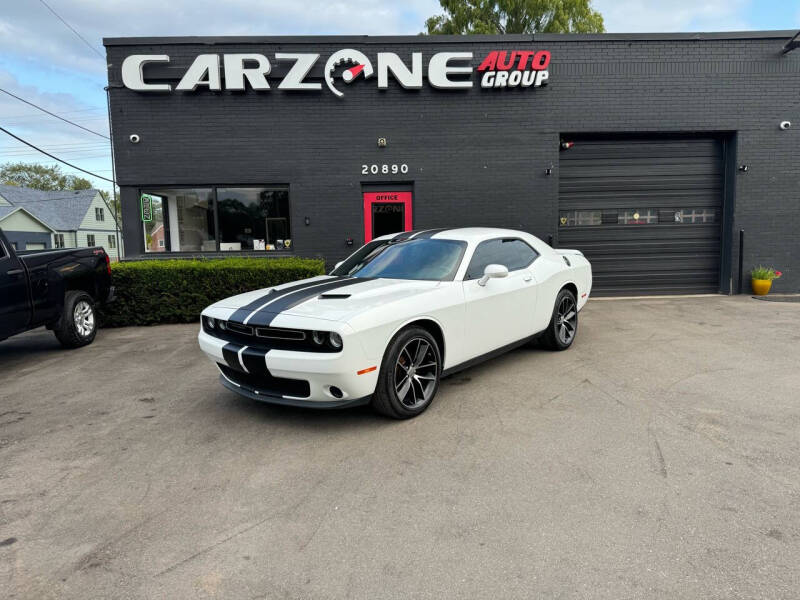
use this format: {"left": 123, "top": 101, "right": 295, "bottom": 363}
{"left": 751, "top": 265, "right": 783, "bottom": 295}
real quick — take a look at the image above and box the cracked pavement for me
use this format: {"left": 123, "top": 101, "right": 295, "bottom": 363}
{"left": 1, "top": 295, "right": 798, "bottom": 599}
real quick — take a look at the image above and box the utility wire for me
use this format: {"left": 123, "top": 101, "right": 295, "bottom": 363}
{"left": 38, "top": 0, "right": 105, "bottom": 59}
{"left": 0, "top": 88, "right": 109, "bottom": 139}
{"left": 0, "top": 126, "right": 113, "bottom": 183}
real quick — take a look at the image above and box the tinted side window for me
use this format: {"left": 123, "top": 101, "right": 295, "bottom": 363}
{"left": 465, "top": 238, "right": 538, "bottom": 279}
{"left": 0, "top": 242, "right": 7, "bottom": 259}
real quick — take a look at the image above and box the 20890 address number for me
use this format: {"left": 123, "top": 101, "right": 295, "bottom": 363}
{"left": 361, "top": 163, "right": 409, "bottom": 175}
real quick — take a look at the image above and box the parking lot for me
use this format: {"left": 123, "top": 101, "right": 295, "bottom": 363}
{"left": 1, "top": 296, "right": 798, "bottom": 599}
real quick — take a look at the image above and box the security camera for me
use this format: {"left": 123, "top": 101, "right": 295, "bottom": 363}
{"left": 129, "top": 134, "right": 141, "bottom": 143}
{"left": 780, "top": 121, "right": 791, "bottom": 130}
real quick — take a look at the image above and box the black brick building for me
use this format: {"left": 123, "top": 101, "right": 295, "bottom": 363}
{"left": 104, "top": 31, "right": 800, "bottom": 295}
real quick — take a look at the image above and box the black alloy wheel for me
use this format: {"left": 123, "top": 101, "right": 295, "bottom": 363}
{"left": 373, "top": 326, "right": 442, "bottom": 419}
{"left": 542, "top": 288, "right": 579, "bottom": 351}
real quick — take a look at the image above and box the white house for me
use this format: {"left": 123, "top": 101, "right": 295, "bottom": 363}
{"left": 0, "top": 185, "right": 122, "bottom": 259}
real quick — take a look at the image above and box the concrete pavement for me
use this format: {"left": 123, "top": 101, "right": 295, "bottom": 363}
{"left": 1, "top": 296, "right": 799, "bottom": 599}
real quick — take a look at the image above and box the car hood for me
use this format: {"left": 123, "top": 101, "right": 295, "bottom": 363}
{"left": 211, "top": 276, "right": 442, "bottom": 324}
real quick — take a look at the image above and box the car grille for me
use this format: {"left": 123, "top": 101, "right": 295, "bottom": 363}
{"left": 203, "top": 320, "right": 336, "bottom": 353}
{"left": 218, "top": 364, "right": 311, "bottom": 398}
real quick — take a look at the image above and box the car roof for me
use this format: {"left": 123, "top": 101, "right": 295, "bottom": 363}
{"left": 373, "top": 227, "right": 530, "bottom": 243}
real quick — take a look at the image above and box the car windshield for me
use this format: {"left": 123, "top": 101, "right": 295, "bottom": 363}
{"left": 331, "top": 238, "right": 467, "bottom": 281}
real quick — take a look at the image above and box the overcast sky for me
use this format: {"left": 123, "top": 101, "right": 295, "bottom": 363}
{"left": 1, "top": 0, "right": 797, "bottom": 192}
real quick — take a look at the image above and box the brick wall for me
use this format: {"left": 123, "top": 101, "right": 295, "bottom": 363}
{"left": 106, "top": 33, "right": 800, "bottom": 293}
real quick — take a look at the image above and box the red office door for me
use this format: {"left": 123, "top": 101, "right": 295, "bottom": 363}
{"left": 363, "top": 191, "right": 413, "bottom": 242}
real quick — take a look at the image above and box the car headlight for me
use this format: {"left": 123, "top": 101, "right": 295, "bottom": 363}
{"left": 312, "top": 331, "right": 326, "bottom": 345}
{"left": 205, "top": 316, "right": 216, "bottom": 329}
{"left": 328, "top": 332, "right": 343, "bottom": 349}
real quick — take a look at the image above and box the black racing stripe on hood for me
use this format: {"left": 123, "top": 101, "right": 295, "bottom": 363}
{"left": 240, "top": 347, "right": 271, "bottom": 376}
{"left": 228, "top": 277, "right": 338, "bottom": 323}
{"left": 246, "top": 277, "right": 371, "bottom": 327}
{"left": 412, "top": 228, "right": 451, "bottom": 239}
{"left": 222, "top": 343, "right": 243, "bottom": 371}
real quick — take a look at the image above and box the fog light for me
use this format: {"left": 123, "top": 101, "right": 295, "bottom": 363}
{"left": 328, "top": 332, "right": 343, "bottom": 349}
{"left": 329, "top": 386, "right": 344, "bottom": 399}
{"left": 312, "top": 331, "right": 326, "bottom": 345}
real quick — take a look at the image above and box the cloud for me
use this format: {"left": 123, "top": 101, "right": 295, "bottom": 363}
{"left": 593, "top": 0, "right": 753, "bottom": 32}
{"left": 0, "top": 0, "right": 441, "bottom": 79}
{"left": 0, "top": 69, "right": 112, "bottom": 189}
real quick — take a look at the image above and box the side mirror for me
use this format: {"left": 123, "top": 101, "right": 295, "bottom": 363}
{"left": 478, "top": 264, "right": 509, "bottom": 286}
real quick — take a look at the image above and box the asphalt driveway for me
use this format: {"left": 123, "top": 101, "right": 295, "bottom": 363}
{"left": 1, "top": 296, "right": 798, "bottom": 599}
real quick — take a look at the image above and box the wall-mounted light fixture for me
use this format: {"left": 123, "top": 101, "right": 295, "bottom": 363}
{"left": 304, "top": 216, "right": 311, "bottom": 226}
{"left": 739, "top": 165, "right": 749, "bottom": 172}
{"left": 377, "top": 137, "right": 387, "bottom": 148}
{"left": 545, "top": 165, "right": 553, "bottom": 176}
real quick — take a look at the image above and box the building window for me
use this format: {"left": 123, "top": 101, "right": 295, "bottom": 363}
{"left": 54, "top": 234, "right": 65, "bottom": 248}
{"left": 618, "top": 209, "right": 658, "bottom": 225}
{"left": 108, "top": 235, "right": 116, "bottom": 249}
{"left": 559, "top": 210, "right": 602, "bottom": 226}
{"left": 87, "top": 234, "right": 96, "bottom": 246}
{"left": 141, "top": 188, "right": 216, "bottom": 253}
{"left": 96, "top": 207, "right": 105, "bottom": 222}
{"left": 674, "top": 208, "right": 717, "bottom": 223}
{"left": 217, "top": 188, "right": 290, "bottom": 251}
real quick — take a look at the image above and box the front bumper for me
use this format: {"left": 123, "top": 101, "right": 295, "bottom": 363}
{"left": 198, "top": 328, "right": 380, "bottom": 407}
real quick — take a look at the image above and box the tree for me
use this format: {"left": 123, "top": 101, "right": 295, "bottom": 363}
{"left": 425, "top": 0, "right": 604, "bottom": 35}
{"left": 0, "top": 162, "right": 93, "bottom": 191}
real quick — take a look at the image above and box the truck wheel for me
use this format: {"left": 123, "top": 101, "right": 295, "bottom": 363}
{"left": 54, "top": 291, "right": 97, "bottom": 348}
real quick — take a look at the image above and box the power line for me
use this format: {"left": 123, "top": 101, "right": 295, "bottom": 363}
{"left": 0, "top": 88, "right": 109, "bottom": 139}
{"left": 38, "top": 0, "right": 104, "bottom": 60}
{"left": 0, "top": 126, "right": 113, "bottom": 183}
{"left": 1, "top": 107, "right": 106, "bottom": 120}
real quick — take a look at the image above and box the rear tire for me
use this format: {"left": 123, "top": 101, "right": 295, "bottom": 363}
{"left": 542, "top": 288, "right": 578, "bottom": 351}
{"left": 54, "top": 291, "right": 97, "bottom": 349}
{"left": 372, "top": 326, "right": 442, "bottom": 419}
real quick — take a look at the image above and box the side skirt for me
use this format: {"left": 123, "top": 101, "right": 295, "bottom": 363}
{"left": 441, "top": 330, "right": 544, "bottom": 378}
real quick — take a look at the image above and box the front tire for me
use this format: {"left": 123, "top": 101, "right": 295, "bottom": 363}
{"left": 54, "top": 291, "right": 97, "bottom": 349}
{"left": 542, "top": 288, "right": 578, "bottom": 351}
{"left": 372, "top": 326, "right": 442, "bottom": 419}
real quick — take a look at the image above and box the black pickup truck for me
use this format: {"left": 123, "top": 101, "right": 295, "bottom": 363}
{"left": 0, "top": 227, "right": 114, "bottom": 348}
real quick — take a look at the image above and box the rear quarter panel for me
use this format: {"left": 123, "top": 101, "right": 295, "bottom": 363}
{"left": 19, "top": 248, "right": 109, "bottom": 325}
{"left": 530, "top": 253, "right": 592, "bottom": 332}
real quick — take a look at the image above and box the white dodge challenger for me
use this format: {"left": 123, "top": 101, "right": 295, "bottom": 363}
{"left": 198, "top": 228, "right": 592, "bottom": 418}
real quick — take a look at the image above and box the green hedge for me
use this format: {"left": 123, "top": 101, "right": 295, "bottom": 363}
{"left": 98, "top": 257, "right": 325, "bottom": 327}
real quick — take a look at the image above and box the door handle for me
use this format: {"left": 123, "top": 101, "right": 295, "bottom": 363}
{"left": 523, "top": 274, "right": 532, "bottom": 282}
{"left": 7, "top": 268, "right": 23, "bottom": 276}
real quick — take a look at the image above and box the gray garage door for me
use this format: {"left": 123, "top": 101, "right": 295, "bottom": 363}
{"left": 558, "top": 136, "right": 724, "bottom": 296}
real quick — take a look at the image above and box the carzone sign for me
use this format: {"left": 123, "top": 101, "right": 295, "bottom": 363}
{"left": 121, "top": 49, "right": 550, "bottom": 97}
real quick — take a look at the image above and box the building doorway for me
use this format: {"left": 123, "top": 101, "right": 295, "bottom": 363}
{"left": 363, "top": 191, "right": 412, "bottom": 242}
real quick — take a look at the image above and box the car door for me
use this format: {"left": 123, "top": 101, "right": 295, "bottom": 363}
{"left": 461, "top": 238, "right": 539, "bottom": 357}
{"left": 0, "top": 239, "right": 30, "bottom": 339}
